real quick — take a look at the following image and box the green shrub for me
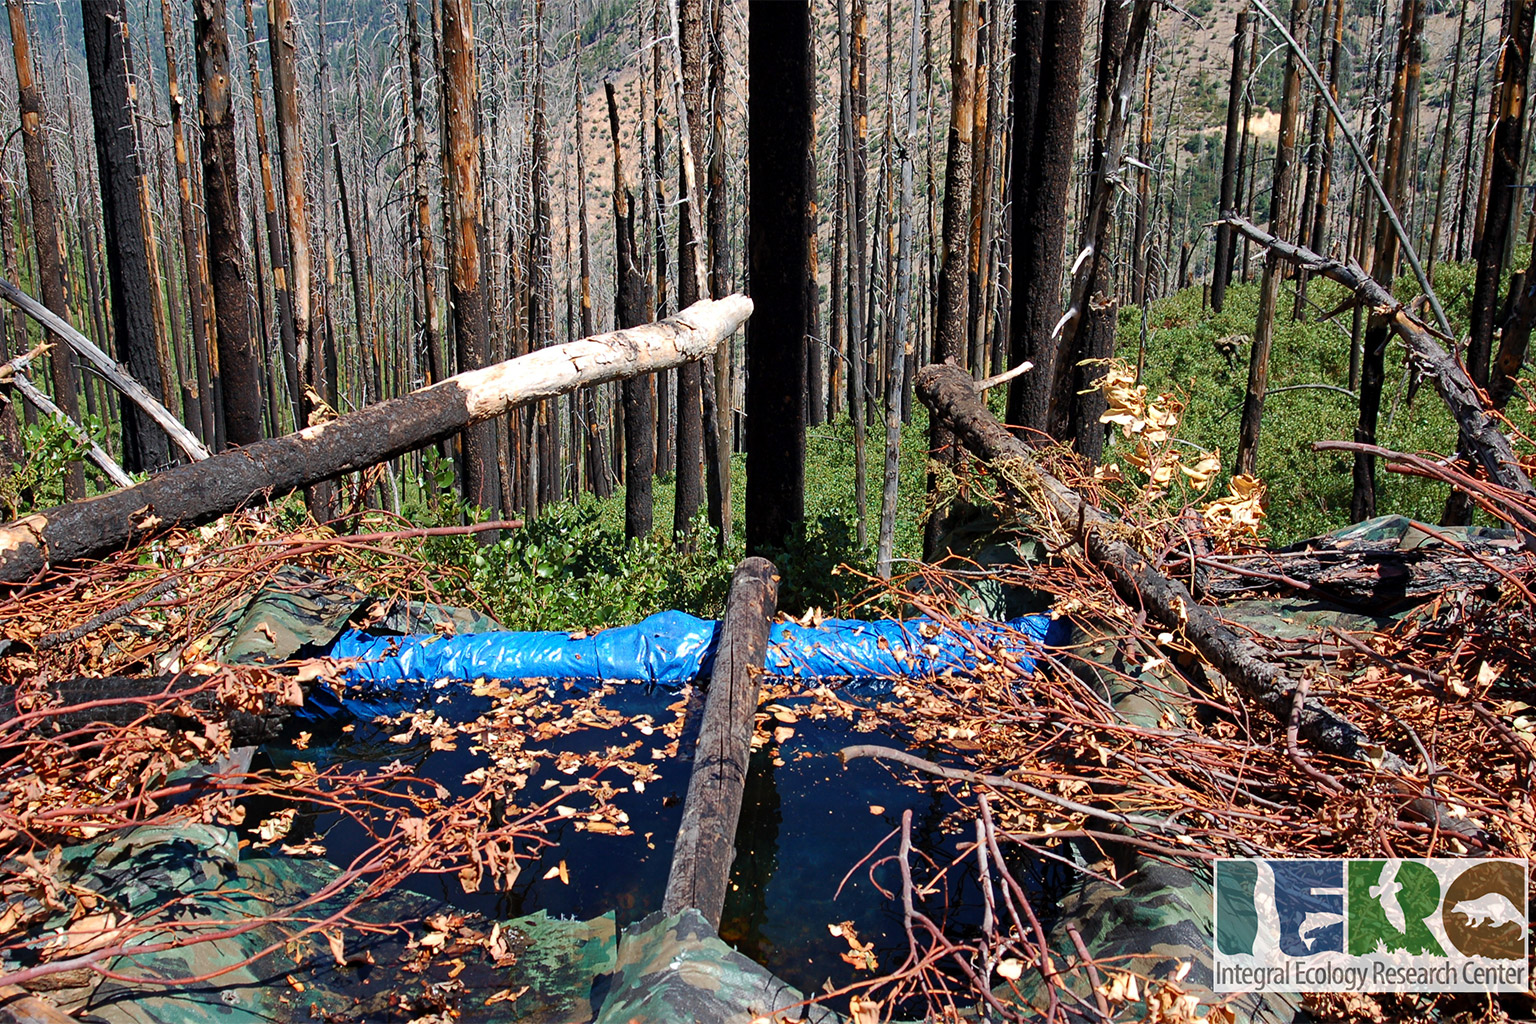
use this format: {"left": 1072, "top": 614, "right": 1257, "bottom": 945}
{"left": 0, "top": 413, "right": 109, "bottom": 517}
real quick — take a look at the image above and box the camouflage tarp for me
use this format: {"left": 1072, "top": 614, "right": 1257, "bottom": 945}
{"left": 594, "top": 909, "right": 838, "bottom": 1024}
{"left": 202, "top": 565, "right": 502, "bottom": 667}
{"left": 9, "top": 822, "right": 619, "bottom": 1023}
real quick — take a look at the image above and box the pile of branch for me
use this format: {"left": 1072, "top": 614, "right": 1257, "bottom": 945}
{"left": 916, "top": 362, "right": 1486, "bottom": 842}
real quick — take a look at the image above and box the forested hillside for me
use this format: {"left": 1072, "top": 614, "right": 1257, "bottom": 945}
{"left": 1, "top": 0, "right": 1526, "bottom": 547}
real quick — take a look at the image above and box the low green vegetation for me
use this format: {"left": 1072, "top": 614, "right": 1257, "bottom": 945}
{"left": 334, "top": 259, "right": 1536, "bottom": 626}
{"left": 1115, "top": 257, "right": 1532, "bottom": 543}
{"left": 406, "top": 409, "right": 934, "bottom": 628}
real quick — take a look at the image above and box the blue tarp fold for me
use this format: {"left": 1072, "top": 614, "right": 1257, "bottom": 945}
{"left": 328, "top": 611, "right": 1066, "bottom": 692}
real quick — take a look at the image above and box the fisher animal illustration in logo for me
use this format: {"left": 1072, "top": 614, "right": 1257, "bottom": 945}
{"left": 1368, "top": 859, "right": 1406, "bottom": 933}
{"left": 1449, "top": 892, "right": 1523, "bottom": 930}
{"left": 1442, "top": 860, "right": 1526, "bottom": 961}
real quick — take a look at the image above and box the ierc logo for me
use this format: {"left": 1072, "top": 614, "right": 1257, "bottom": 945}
{"left": 1214, "top": 859, "right": 1527, "bottom": 993}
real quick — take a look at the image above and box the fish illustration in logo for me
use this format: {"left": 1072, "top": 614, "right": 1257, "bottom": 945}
{"left": 1299, "top": 910, "right": 1345, "bottom": 952}
{"left": 1369, "top": 859, "right": 1406, "bottom": 932}
{"left": 1450, "top": 892, "right": 1523, "bottom": 929}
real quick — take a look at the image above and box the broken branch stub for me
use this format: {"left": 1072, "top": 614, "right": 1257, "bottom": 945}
{"left": 0, "top": 296, "right": 752, "bottom": 584}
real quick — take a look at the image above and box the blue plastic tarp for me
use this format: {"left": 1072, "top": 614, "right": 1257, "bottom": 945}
{"left": 328, "top": 611, "right": 1068, "bottom": 692}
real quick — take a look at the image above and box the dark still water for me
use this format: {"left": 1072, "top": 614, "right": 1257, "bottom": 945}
{"left": 261, "top": 679, "right": 1065, "bottom": 1004}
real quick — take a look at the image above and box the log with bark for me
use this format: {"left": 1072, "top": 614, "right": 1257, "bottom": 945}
{"left": 916, "top": 361, "right": 1484, "bottom": 841}
{"left": 662, "top": 556, "right": 778, "bottom": 929}
{"left": 1195, "top": 538, "right": 1530, "bottom": 606}
{"left": 0, "top": 672, "right": 299, "bottom": 749}
{"left": 0, "top": 297, "right": 751, "bottom": 585}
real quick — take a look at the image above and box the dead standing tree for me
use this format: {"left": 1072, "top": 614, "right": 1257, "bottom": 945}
{"left": 673, "top": 0, "right": 706, "bottom": 543}
{"left": 194, "top": 0, "right": 262, "bottom": 447}
{"left": 1235, "top": 0, "right": 1308, "bottom": 479}
{"left": 921, "top": 0, "right": 976, "bottom": 559}
{"left": 268, "top": 0, "right": 334, "bottom": 519}
{"left": 744, "top": 0, "right": 810, "bottom": 557}
{"left": 1005, "top": 0, "right": 1085, "bottom": 439}
{"left": 607, "top": 82, "right": 655, "bottom": 541}
{"left": 82, "top": 0, "right": 171, "bottom": 474}
{"left": 1209, "top": 3, "right": 1249, "bottom": 314}
{"left": 1053, "top": 0, "right": 1151, "bottom": 460}
{"left": 442, "top": 0, "right": 501, "bottom": 517}
{"left": 1352, "top": 0, "right": 1423, "bottom": 522}
{"left": 7, "top": 0, "right": 84, "bottom": 498}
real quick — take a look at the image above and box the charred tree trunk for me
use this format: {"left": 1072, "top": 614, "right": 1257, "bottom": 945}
{"left": 8, "top": 0, "right": 84, "bottom": 498}
{"left": 1309, "top": 0, "right": 1343, "bottom": 255}
{"left": 745, "top": 0, "right": 810, "bottom": 556}
{"left": 82, "top": 0, "right": 171, "bottom": 474}
{"left": 1468, "top": 0, "right": 1534, "bottom": 389}
{"left": 1427, "top": 0, "right": 1469, "bottom": 280}
{"left": 194, "top": 0, "right": 260, "bottom": 447}
{"left": 673, "top": 0, "right": 706, "bottom": 542}
{"left": 1210, "top": 3, "right": 1248, "bottom": 314}
{"left": 442, "top": 0, "right": 500, "bottom": 516}
{"left": 651, "top": 0, "right": 673, "bottom": 476}
{"left": 920, "top": 0, "right": 977, "bottom": 559}
{"left": 805, "top": 103, "right": 825, "bottom": 428}
{"left": 609, "top": 83, "right": 656, "bottom": 540}
{"left": 705, "top": 0, "right": 731, "bottom": 549}
{"left": 163, "top": 0, "right": 217, "bottom": 446}
{"left": 244, "top": 0, "right": 296, "bottom": 430}
{"left": 934, "top": 0, "right": 975, "bottom": 370}
{"left": 878, "top": 0, "right": 922, "bottom": 577}
{"left": 577, "top": 90, "right": 611, "bottom": 500}
{"left": 1006, "top": 0, "right": 1085, "bottom": 438}
{"left": 836, "top": 0, "right": 868, "bottom": 548}
{"left": 1353, "top": 0, "right": 1422, "bottom": 522}
{"left": 268, "top": 0, "right": 332, "bottom": 518}
{"left": 1056, "top": 0, "right": 1147, "bottom": 454}
{"left": 1449, "top": 0, "right": 1533, "bottom": 525}
{"left": 1131, "top": 33, "right": 1155, "bottom": 312}
{"left": 1235, "top": 0, "right": 1308, "bottom": 479}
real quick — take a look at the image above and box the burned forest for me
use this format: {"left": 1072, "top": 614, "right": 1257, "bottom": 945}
{"left": 2, "top": 0, "right": 1536, "bottom": 1021}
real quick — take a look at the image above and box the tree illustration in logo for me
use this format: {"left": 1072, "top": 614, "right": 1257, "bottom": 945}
{"left": 1347, "top": 860, "right": 1445, "bottom": 956}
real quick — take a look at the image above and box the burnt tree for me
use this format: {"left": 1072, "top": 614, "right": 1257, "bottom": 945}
{"left": 441, "top": 0, "right": 500, "bottom": 515}
{"left": 1006, "top": 0, "right": 1085, "bottom": 438}
{"left": 745, "top": 0, "right": 810, "bottom": 555}
{"left": 82, "top": 0, "right": 171, "bottom": 473}
{"left": 194, "top": 0, "right": 261, "bottom": 446}
{"left": 8, "top": 0, "right": 84, "bottom": 497}
{"left": 608, "top": 83, "right": 655, "bottom": 540}
{"left": 1235, "top": 0, "right": 1308, "bottom": 478}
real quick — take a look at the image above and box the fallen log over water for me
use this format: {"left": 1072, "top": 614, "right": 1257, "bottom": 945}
{"left": 916, "top": 361, "right": 1485, "bottom": 842}
{"left": 663, "top": 556, "right": 778, "bottom": 929}
{"left": 0, "top": 296, "right": 752, "bottom": 585}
